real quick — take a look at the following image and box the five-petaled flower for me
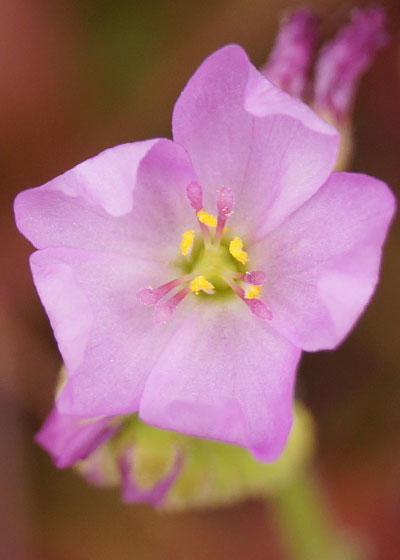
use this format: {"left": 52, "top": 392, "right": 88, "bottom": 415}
{"left": 15, "top": 45, "right": 395, "bottom": 461}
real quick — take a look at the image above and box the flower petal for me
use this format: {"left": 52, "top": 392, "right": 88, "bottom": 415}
{"left": 14, "top": 139, "right": 197, "bottom": 260}
{"left": 139, "top": 300, "right": 301, "bottom": 461}
{"left": 251, "top": 172, "right": 396, "bottom": 351}
{"left": 35, "top": 407, "right": 120, "bottom": 468}
{"left": 172, "top": 44, "right": 338, "bottom": 238}
{"left": 30, "top": 247, "right": 189, "bottom": 416}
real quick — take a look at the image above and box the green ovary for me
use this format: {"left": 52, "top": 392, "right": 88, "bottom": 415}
{"left": 188, "top": 240, "right": 243, "bottom": 293}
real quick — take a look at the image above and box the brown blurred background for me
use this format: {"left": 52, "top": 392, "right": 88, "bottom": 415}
{"left": 1, "top": 1, "right": 399, "bottom": 558}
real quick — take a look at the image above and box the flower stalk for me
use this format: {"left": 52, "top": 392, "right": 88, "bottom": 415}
{"left": 271, "top": 469, "right": 364, "bottom": 560}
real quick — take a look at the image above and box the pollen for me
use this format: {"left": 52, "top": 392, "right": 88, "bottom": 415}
{"left": 245, "top": 284, "right": 262, "bottom": 299}
{"left": 197, "top": 209, "right": 217, "bottom": 227}
{"left": 229, "top": 237, "right": 248, "bottom": 264}
{"left": 190, "top": 275, "right": 215, "bottom": 295}
{"left": 180, "top": 229, "right": 195, "bottom": 256}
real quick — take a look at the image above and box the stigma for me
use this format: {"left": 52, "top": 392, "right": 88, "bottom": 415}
{"left": 137, "top": 182, "right": 272, "bottom": 323}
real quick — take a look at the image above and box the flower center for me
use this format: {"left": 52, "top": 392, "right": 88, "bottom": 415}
{"left": 189, "top": 243, "right": 240, "bottom": 292}
{"left": 136, "top": 182, "right": 272, "bottom": 323}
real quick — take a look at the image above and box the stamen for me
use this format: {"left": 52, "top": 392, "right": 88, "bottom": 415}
{"left": 190, "top": 275, "right": 215, "bottom": 295}
{"left": 186, "top": 182, "right": 212, "bottom": 246}
{"left": 197, "top": 209, "right": 217, "bottom": 227}
{"left": 153, "top": 285, "right": 190, "bottom": 324}
{"left": 136, "top": 277, "right": 188, "bottom": 306}
{"left": 186, "top": 182, "right": 203, "bottom": 212}
{"left": 245, "top": 285, "right": 262, "bottom": 299}
{"left": 215, "top": 186, "right": 235, "bottom": 245}
{"left": 180, "top": 229, "right": 195, "bottom": 257}
{"left": 223, "top": 276, "right": 273, "bottom": 321}
{"left": 147, "top": 181, "right": 269, "bottom": 324}
{"left": 223, "top": 275, "right": 245, "bottom": 297}
{"left": 229, "top": 237, "right": 248, "bottom": 265}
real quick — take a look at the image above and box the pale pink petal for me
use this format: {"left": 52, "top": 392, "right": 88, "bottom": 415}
{"left": 30, "top": 247, "right": 189, "bottom": 416}
{"left": 251, "top": 172, "right": 395, "bottom": 351}
{"left": 14, "top": 139, "right": 197, "bottom": 260}
{"left": 35, "top": 407, "right": 120, "bottom": 468}
{"left": 172, "top": 44, "right": 338, "bottom": 238}
{"left": 139, "top": 300, "right": 301, "bottom": 461}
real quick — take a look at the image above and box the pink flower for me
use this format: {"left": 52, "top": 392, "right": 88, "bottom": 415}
{"left": 14, "top": 45, "right": 395, "bottom": 461}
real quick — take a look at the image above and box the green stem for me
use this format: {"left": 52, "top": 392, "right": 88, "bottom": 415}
{"left": 271, "top": 469, "right": 366, "bottom": 560}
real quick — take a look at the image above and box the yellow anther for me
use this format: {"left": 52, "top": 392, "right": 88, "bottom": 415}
{"left": 246, "top": 284, "right": 262, "bottom": 299}
{"left": 229, "top": 237, "right": 248, "bottom": 265}
{"left": 190, "top": 275, "right": 215, "bottom": 295}
{"left": 197, "top": 209, "right": 217, "bottom": 227}
{"left": 180, "top": 229, "right": 195, "bottom": 256}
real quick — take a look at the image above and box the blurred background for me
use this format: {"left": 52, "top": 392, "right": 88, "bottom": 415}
{"left": 1, "top": 0, "right": 399, "bottom": 558}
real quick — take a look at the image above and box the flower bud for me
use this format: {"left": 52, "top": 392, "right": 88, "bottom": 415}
{"left": 72, "top": 403, "right": 315, "bottom": 510}
{"left": 313, "top": 6, "right": 388, "bottom": 124}
{"left": 261, "top": 9, "right": 318, "bottom": 98}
